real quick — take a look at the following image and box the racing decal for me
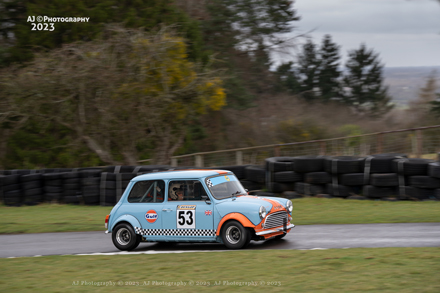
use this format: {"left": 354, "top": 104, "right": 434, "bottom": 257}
{"left": 204, "top": 210, "right": 212, "bottom": 216}
{"left": 134, "top": 227, "right": 216, "bottom": 237}
{"left": 242, "top": 196, "right": 286, "bottom": 211}
{"left": 177, "top": 205, "right": 196, "bottom": 210}
{"left": 207, "top": 175, "right": 238, "bottom": 187}
{"left": 145, "top": 210, "right": 158, "bottom": 223}
{"left": 177, "top": 205, "right": 196, "bottom": 229}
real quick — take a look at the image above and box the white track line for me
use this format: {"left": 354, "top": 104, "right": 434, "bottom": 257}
{"left": 5, "top": 248, "right": 341, "bottom": 258}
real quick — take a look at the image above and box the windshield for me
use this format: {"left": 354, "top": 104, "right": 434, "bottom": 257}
{"left": 206, "top": 174, "right": 247, "bottom": 200}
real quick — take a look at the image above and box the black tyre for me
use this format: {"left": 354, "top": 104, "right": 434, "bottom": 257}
{"left": 428, "top": 162, "right": 440, "bottom": 178}
{"left": 293, "top": 156, "right": 326, "bottom": 173}
{"left": 265, "top": 157, "right": 295, "bottom": 172}
{"left": 82, "top": 177, "right": 100, "bottom": 186}
{"left": 273, "top": 171, "right": 303, "bottom": 183}
{"left": 324, "top": 156, "right": 365, "bottom": 174}
{"left": 240, "top": 180, "right": 263, "bottom": 191}
{"left": 245, "top": 165, "right": 266, "bottom": 183}
{"left": 304, "top": 172, "right": 332, "bottom": 184}
{"left": 267, "top": 182, "right": 295, "bottom": 193}
{"left": 363, "top": 185, "right": 397, "bottom": 199}
{"left": 21, "top": 173, "right": 42, "bottom": 182}
{"left": 339, "top": 173, "right": 365, "bottom": 186}
{"left": 408, "top": 176, "right": 440, "bottom": 189}
{"left": 294, "top": 182, "right": 325, "bottom": 195}
{"left": 367, "top": 154, "right": 405, "bottom": 173}
{"left": 22, "top": 180, "right": 42, "bottom": 190}
{"left": 221, "top": 220, "right": 249, "bottom": 249}
{"left": 112, "top": 223, "right": 141, "bottom": 251}
{"left": 326, "top": 184, "right": 358, "bottom": 198}
{"left": 392, "top": 158, "right": 433, "bottom": 176}
{"left": 370, "top": 173, "right": 399, "bottom": 187}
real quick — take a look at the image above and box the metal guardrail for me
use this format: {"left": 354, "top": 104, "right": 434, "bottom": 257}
{"left": 170, "top": 125, "right": 440, "bottom": 167}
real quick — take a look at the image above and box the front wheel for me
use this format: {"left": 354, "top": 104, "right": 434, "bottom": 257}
{"left": 112, "top": 223, "right": 141, "bottom": 251}
{"left": 221, "top": 221, "right": 249, "bottom": 249}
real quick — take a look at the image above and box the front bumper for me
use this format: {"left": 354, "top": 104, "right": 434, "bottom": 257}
{"left": 255, "top": 223, "right": 295, "bottom": 236}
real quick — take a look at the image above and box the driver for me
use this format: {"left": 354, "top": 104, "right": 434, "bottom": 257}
{"left": 169, "top": 183, "right": 184, "bottom": 201}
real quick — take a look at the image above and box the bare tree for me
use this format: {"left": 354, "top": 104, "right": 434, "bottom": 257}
{"left": 0, "top": 26, "right": 226, "bottom": 165}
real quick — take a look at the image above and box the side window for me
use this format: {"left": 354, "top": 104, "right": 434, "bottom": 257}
{"left": 128, "top": 180, "right": 165, "bottom": 203}
{"left": 168, "top": 180, "right": 208, "bottom": 201}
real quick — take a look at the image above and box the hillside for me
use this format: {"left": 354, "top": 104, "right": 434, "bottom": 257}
{"left": 383, "top": 66, "right": 440, "bottom": 107}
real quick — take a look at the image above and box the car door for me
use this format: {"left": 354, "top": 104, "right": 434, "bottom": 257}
{"left": 161, "top": 179, "right": 215, "bottom": 241}
{"left": 122, "top": 180, "right": 166, "bottom": 241}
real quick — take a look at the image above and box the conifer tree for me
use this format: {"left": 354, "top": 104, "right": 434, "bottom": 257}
{"left": 342, "top": 44, "right": 392, "bottom": 116}
{"left": 275, "top": 61, "right": 301, "bottom": 94}
{"left": 297, "top": 39, "right": 320, "bottom": 101}
{"left": 317, "top": 34, "right": 341, "bottom": 102}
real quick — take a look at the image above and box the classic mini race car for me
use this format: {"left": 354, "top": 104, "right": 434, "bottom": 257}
{"left": 105, "top": 169, "right": 294, "bottom": 250}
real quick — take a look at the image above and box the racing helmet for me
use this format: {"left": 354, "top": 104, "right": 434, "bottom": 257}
{"left": 169, "top": 183, "right": 183, "bottom": 200}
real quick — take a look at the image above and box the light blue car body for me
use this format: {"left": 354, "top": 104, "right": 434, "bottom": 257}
{"left": 107, "top": 169, "right": 293, "bottom": 243}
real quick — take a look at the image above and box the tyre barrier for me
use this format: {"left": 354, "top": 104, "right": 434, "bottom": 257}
{"left": 265, "top": 154, "right": 440, "bottom": 201}
{"left": 2, "top": 154, "right": 440, "bottom": 206}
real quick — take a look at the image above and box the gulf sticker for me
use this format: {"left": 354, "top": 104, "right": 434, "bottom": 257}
{"left": 178, "top": 205, "right": 196, "bottom": 210}
{"left": 145, "top": 210, "right": 158, "bottom": 223}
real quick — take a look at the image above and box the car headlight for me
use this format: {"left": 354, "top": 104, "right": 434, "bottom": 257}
{"left": 259, "top": 206, "right": 267, "bottom": 219}
{"left": 286, "top": 200, "right": 293, "bottom": 213}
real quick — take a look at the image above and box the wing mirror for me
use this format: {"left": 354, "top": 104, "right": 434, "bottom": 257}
{"left": 201, "top": 195, "right": 211, "bottom": 205}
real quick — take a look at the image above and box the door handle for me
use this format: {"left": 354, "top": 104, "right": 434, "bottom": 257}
{"left": 162, "top": 208, "right": 173, "bottom": 212}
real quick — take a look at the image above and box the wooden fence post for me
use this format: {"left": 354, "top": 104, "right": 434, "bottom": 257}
{"left": 195, "top": 155, "right": 204, "bottom": 167}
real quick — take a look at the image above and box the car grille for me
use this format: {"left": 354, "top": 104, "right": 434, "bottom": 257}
{"left": 263, "top": 211, "right": 289, "bottom": 229}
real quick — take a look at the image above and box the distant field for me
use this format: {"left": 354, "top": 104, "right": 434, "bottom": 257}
{"left": 1, "top": 198, "right": 439, "bottom": 234}
{"left": 383, "top": 66, "right": 440, "bottom": 106}
{"left": 1, "top": 248, "right": 439, "bottom": 292}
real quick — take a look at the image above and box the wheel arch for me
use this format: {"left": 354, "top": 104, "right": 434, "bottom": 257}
{"left": 216, "top": 213, "right": 256, "bottom": 236}
{"left": 110, "top": 214, "right": 141, "bottom": 232}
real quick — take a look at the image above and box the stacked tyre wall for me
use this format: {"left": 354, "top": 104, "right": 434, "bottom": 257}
{"left": 1, "top": 155, "right": 440, "bottom": 206}
{"left": 265, "top": 154, "right": 440, "bottom": 200}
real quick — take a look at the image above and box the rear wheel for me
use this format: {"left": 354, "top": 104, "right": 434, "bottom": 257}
{"left": 221, "top": 221, "right": 249, "bottom": 249}
{"left": 112, "top": 223, "right": 141, "bottom": 251}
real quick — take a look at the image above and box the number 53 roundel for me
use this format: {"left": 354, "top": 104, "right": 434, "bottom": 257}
{"left": 177, "top": 205, "right": 196, "bottom": 229}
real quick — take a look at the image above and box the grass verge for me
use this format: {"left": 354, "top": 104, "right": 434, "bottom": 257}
{"left": 0, "top": 198, "right": 439, "bottom": 234}
{"left": 0, "top": 248, "right": 439, "bottom": 292}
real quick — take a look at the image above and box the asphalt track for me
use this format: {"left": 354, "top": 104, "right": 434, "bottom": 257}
{"left": 1, "top": 223, "right": 439, "bottom": 258}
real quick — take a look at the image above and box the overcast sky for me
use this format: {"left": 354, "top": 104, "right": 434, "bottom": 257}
{"left": 290, "top": 0, "right": 440, "bottom": 68}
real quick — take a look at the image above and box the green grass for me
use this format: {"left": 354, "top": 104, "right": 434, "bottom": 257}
{"left": 293, "top": 197, "right": 440, "bottom": 225}
{"left": 0, "top": 248, "right": 439, "bottom": 292}
{"left": 0, "top": 204, "right": 112, "bottom": 234}
{"left": 0, "top": 198, "right": 439, "bottom": 234}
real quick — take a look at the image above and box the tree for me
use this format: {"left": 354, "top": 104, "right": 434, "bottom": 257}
{"left": 412, "top": 72, "right": 440, "bottom": 118}
{"left": 342, "top": 44, "right": 392, "bottom": 116}
{"left": 202, "top": 0, "right": 301, "bottom": 107}
{"left": 275, "top": 61, "right": 301, "bottom": 94}
{"left": 0, "top": 26, "right": 226, "bottom": 166}
{"left": 317, "top": 34, "right": 341, "bottom": 102}
{"left": 205, "top": 0, "right": 300, "bottom": 54}
{"left": 297, "top": 39, "right": 320, "bottom": 101}
{"left": 410, "top": 72, "right": 438, "bottom": 114}
{"left": 0, "top": 0, "right": 207, "bottom": 65}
